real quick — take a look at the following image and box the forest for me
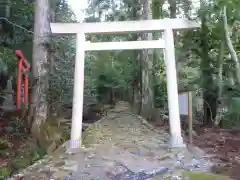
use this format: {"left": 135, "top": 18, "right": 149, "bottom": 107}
{"left": 0, "top": 0, "right": 240, "bottom": 179}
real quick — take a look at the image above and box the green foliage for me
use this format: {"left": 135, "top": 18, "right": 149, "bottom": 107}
{"left": 0, "top": 47, "right": 15, "bottom": 73}
{"left": 0, "top": 139, "right": 10, "bottom": 156}
{"left": 10, "top": 141, "right": 46, "bottom": 173}
{"left": 0, "top": 121, "right": 47, "bottom": 179}
{"left": 223, "top": 97, "right": 240, "bottom": 127}
{"left": 152, "top": 0, "right": 163, "bottom": 19}
{"left": 0, "top": 167, "right": 11, "bottom": 180}
{"left": 154, "top": 57, "right": 167, "bottom": 108}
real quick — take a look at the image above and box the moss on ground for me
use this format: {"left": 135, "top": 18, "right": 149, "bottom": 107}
{"left": 82, "top": 123, "right": 104, "bottom": 147}
{"left": 163, "top": 172, "right": 231, "bottom": 180}
{"left": 181, "top": 172, "right": 231, "bottom": 180}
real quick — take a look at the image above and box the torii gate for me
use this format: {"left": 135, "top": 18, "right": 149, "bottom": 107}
{"left": 50, "top": 18, "right": 199, "bottom": 149}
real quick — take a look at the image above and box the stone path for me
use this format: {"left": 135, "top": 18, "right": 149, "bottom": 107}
{"left": 8, "top": 101, "right": 213, "bottom": 180}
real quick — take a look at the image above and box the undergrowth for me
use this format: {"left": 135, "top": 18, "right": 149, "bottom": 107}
{"left": 0, "top": 115, "right": 71, "bottom": 180}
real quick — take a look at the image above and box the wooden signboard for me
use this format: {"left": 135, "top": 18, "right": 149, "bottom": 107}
{"left": 178, "top": 91, "right": 193, "bottom": 143}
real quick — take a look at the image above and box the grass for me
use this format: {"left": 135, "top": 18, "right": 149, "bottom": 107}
{"left": 181, "top": 172, "right": 231, "bottom": 180}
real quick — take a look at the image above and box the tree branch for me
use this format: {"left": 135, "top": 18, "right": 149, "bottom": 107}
{"left": 223, "top": 6, "right": 240, "bottom": 84}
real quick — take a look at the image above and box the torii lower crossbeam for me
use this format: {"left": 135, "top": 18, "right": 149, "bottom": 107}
{"left": 50, "top": 18, "right": 199, "bottom": 149}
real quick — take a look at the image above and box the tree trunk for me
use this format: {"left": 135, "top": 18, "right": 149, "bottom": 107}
{"left": 132, "top": 46, "right": 142, "bottom": 114}
{"left": 215, "top": 42, "right": 224, "bottom": 127}
{"left": 47, "top": 5, "right": 57, "bottom": 117}
{"left": 140, "top": 0, "right": 154, "bottom": 120}
{"left": 168, "top": 0, "right": 177, "bottom": 42}
{"left": 200, "top": 11, "right": 217, "bottom": 127}
{"left": 223, "top": 6, "right": 240, "bottom": 85}
{"left": 29, "top": 0, "right": 50, "bottom": 137}
{"left": 131, "top": 0, "right": 142, "bottom": 114}
{"left": 168, "top": 0, "right": 177, "bottom": 18}
{"left": 152, "top": 0, "right": 164, "bottom": 91}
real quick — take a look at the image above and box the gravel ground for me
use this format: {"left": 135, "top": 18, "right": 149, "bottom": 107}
{"left": 8, "top": 101, "right": 213, "bottom": 180}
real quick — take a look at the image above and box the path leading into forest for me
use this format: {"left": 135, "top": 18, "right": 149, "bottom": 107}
{"left": 9, "top": 101, "right": 219, "bottom": 180}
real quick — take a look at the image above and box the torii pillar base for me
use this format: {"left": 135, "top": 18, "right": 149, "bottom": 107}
{"left": 169, "top": 135, "right": 186, "bottom": 148}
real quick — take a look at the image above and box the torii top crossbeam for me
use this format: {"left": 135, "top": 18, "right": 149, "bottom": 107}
{"left": 50, "top": 18, "right": 199, "bottom": 34}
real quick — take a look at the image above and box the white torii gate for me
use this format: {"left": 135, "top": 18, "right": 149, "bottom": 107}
{"left": 50, "top": 18, "right": 199, "bottom": 149}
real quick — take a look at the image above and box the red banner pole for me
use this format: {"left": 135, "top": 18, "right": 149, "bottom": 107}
{"left": 16, "top": 58, "right": 22, "bottom": 109}
{"left": 24, "top": 73, "right": 28, "bottom": 106}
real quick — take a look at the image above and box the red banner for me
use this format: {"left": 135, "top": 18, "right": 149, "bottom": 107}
{"left": 15, "top": 50, "right": 30, "bottom": 109}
